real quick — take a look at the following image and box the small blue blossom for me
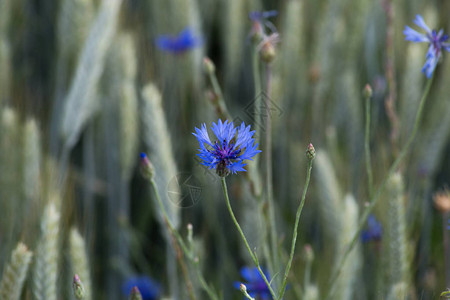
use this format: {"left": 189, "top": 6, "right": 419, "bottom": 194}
{"left": 361, "top": 214, "right": 382, "bottom": 243}
{"left": 193, "top": 120, "right": 261, "bottom": 177}
{"left": 248, "top": 10, "right": 278, "bottom": 41}
{"left": 233, "top": 267, "right": 271, "bottom": 300}
{"left": 248, "top": 10, "right": 278, "bottom": 22}
{"left": 122, "top": 276, "right": 161, "bottom": 300}
{"left": 403, "top": 15, "right": 450, "bottom": 78}
{"left": 156, "top": 27, "right": 203, "bottom": 53}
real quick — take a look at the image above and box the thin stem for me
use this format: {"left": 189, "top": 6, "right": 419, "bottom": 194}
{"left": 264, "top": 63, "right": 280, "bottom": 281}
{"left": 443, "top": 212, "right": 450, "bottom": 287}
{"left": 149, "top": 179, "right": 219, "bottom": 300}
{"left": 278, "top": 159, "right": 314, "bottom": 299}
{"left": 253, "top": 45, "right": 262, "bottom": 145}
{"left": 220, "top": 177, "right": 278, "bottom": 300}
{"left": 242, "top": 291, "right": 255, "bottom": 300}
{"left": 246, "top": 44, "right": 264, "bottom": 198}
{"left": 167, "top": 224, "right": 196, "bottom": 300}
{"left": 325, "top": 77, "right": 434, "bottom": 299}
{"left": 194, "top": 260, "right": 221, "bottom": 300}
{"left": 364, "top": 91, "right": 374, "bottom": 199}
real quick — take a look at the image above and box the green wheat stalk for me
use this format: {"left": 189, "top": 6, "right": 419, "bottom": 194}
{"left": 0, "top": 242, "right": 33, "bottom": 300}
{"left": 32, "top": 202, "right": 61, "bottom": 300}
{"left": 70, "top": 228, "right": 92, "bottom": 300}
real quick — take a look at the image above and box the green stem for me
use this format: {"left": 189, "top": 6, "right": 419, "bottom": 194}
{"left": 220, "top": 177, "right": 277, "bottom": 300}
{"left": 150, "top": 179, "right": 219, "bottom": 300}
{"left": 264, "top": 63, "right": 280, "bottom": 280}
{"left": 253, "top": 46, "right": 262, "bottom": 145}
{"left": 325, "top": 76, "right": 434, "bottom": 299}
{"left": 278, "top": 159, "right": 314, "bottom": 299}
{"left": 365, "top": 92, "right": 374, "bottom": 199}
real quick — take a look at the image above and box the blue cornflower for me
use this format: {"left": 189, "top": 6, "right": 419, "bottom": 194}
{"left": 248, "top": 10, "right": 278, "bottom": 41}
{"left": 248, "top": 10, "right": 278, "bottom": 22}
{"left": 233, "top": 267, "right": 271, "bottom": 300}
{"left": 122, "top": 276, "right": 161, "bottom": 300}
{"left": 361, "top": 214, "right": 382, "bottom": 243}
{"left": 193, "top": 120, "right": 261, "bottom": 177}
{"left": 403, "top": 15, "right": 450, "bottom": 78}
{"left": 156, "top": 27, "right": 203, "bottom": 53}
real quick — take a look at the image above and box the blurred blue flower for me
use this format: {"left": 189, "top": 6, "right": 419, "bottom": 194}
{"left": 156, "top": 28, "right": 203, "bottom": 53}
{"left": 193, "top": 119, "right": 261, "bottom": 177}
{"left": 233, "top": 266, "right": 271, "bottom": 300}
{"left": 122, "top": 276, "right": 161, "bottom": 300}
{"left": 361, "top": 215, "right": 382, "bottom": 243}
{"left": 403, "top": 15, "right": 450, "bottom": 78}
{"left": 248, "top": 10, "right": 278, "bottom": 22}
{"left": 248, "top": 10, "right": 278, "bottom": 40}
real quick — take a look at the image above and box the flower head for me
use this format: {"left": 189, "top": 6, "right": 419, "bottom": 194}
{"left": 361, "top": 214, "right": 382, "bottom": 243}
{"left": 248, "top": 10, "right": 278, "bottom": 42}
{"left": 233, "top": 267, "right": 271, "bottom": 300}
{"left": 193, "top": 120, "right": 261, "bottom": 177}
{"left": 156, "top": 27, "right": 203, "bottom": 53}
{"left": 403, "top": 15, "right": 450, "bottom": 78}
{"left": 122, "top": 276, "right": 160, "bottom": 300}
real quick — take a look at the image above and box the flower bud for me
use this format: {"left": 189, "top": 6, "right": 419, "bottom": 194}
{"left": 306, "top": 143, "right": 316, "bottom": 160}
{"left": 140, "top": 152, "right": 155, "bottom": 180}
{"left": 203, "top": 57, "right": 215, "bottom": 75}
{"left": 304, "top": 244, "right": 315, "bottom": 263}
{"left": 129, "top": 286, "right": 143, "bottom": 300}
{"left": 363, "top": 84, "right": 373, "bottom": 99}
{"left": 240, "top": 283, "right": 247, "bottom": 293}
{"left": 73, "top": 274, "right": 85, "bottom": 300}
{"left": 260, "top": 43, "right": 276, "bottom": 63}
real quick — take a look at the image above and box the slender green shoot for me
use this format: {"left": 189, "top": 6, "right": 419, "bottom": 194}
{"left": 220, "top": 177, "right": 277, "bottom": 300}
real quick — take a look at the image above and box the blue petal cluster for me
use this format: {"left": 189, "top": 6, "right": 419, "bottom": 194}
{"left": 248, "top": 10, "right": 278, "bottom": 40}
{"left": 361, "top": 215, "right": 382, "bottom": 243}
{"left": 193, "top": 120, "right": 261, "bottom": 177}
{"left": 248, "top": 10, "right": 278, "bottom": 22}
{"left": 403, "top": 15, "right": 450, "bottom": 78}
{"left": 156, "top": 27, "right": 203, "bottom": 53}
{"left": 122, "top": 276, "right": 161, "bottom": 300}
{"left": 233, "top": 267, "right": 271, "bottom": 300}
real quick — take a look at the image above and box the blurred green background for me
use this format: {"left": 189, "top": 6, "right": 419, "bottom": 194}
{"left": 0, "top": 0, "right": 449, "bottom": 299}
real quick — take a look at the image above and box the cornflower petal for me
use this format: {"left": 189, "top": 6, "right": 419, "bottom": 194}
{"left": 235, "top": 123, "right": 255, "bottom": 147}
{"left": 193, "top": 123, "right": 213, "bottom": 147}
{"left": 228, "top": 161, "right": 247, "bottom": 174}
{"left": 413, "top": 14, "right": 431, "bottom": 34}
{"left": 403, "top": 26, "right": 428, "bottom": 43}
{"left": 239, "top": 143, "right": 262, "bottom": 161}
{"left": 234, "top": 267, "right": 271, "bottom": 299}
{"left": 423, "top": 53, "right": 439, "bottom": 78}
